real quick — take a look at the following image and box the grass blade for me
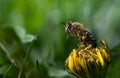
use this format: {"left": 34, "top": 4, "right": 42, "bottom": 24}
{"left": 18, "top": 40, "right": 35, "bottom": 78}
{"left": 3, "top": 62, "right": 14, "bottom": 78}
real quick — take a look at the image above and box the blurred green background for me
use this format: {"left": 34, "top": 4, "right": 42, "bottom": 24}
{"left": 0, "top": 0, "right": 120, "bottom": 78}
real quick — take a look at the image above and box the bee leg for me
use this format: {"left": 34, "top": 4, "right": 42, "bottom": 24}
{"left": 77, "top": 39, "right": 84, "bottom": 47}
{"left": 77, "top": 37, "right": 80, "bottom": 47}
{"left": 77, "top": 40, "right": 80, "bottom": 47}
{"left": 78, "top": 43, "right": 85, "bottom": 51}
{"left": 84, "top": 44, "right": 92, "bottom": 50}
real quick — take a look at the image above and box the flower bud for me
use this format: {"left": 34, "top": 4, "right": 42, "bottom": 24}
{"left": 64, "top": 40, "right": 110, "bottom": 78}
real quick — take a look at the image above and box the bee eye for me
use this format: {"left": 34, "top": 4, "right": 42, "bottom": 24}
{"left": 65, "top": 21, "right": 73, "bottom": 33}
{"left": 67, "top": 22, "right": 72, "bottom": 30}
{"left": 68, "top": 24, "right": 72, "bottom": 29}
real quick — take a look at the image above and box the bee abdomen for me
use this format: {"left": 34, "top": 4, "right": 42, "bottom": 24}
{"left": 78, "top": 30, "right": 97, "bottom": 48}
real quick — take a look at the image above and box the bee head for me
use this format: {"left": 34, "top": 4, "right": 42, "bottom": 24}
{"left": 65, "top": 21, "right": 83, "bottom": 36}
{"left": 65, "top": 21, "right": 73, "bottom": 33}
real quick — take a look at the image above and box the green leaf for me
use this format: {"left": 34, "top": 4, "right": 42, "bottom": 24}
{"left": 107, "top": 58, "right": 120, "bottom": 78}
{"left": 110, "top": 44, "right": 120, "bottom": 52}
{"left": 35, "top": 60, "right": 49, "bottom": 78}
{"left": 0, "top": 26, "right": 25, "bottom": 66}
{"left": 48, "top": 67, "right": 69, "bottom": 78}
{"left": 13, "top": 26, "right": 36, "bottom": 43}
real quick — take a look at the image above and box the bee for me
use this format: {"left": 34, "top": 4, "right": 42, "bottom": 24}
{"left": 65, "top": 21, "right": 97, "bottom": 48}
